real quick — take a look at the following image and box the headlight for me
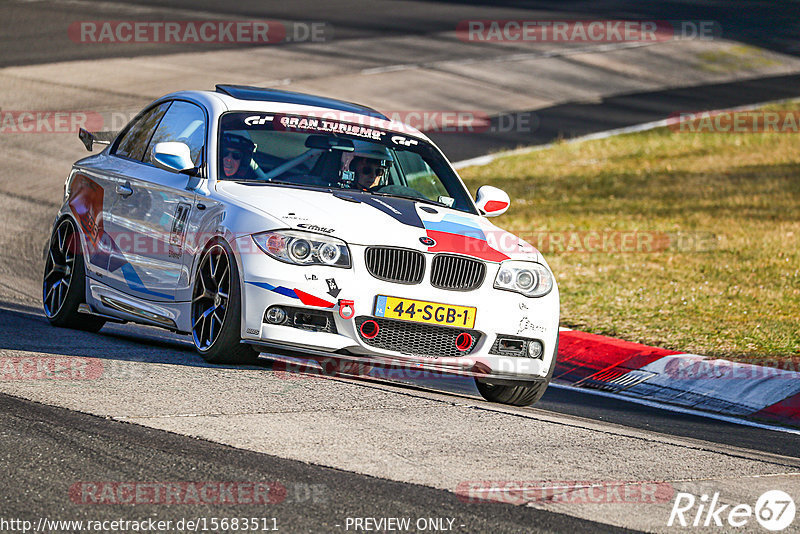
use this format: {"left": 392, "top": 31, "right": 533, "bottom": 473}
{"left": 494, "top": 261, "right": 553, "bottom": 297}
{"left": 252, "top": 230, "right": 351, "bottom": 268}
{"left": 288, "top": 239, "right": 311, "bottom": 262}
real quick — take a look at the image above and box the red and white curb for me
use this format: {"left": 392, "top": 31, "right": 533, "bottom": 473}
{"left": 555, "top": 329, "right": 800, "bottom": 430}
{"left": 451, "top": 103, "right": 800, "bottom": 431}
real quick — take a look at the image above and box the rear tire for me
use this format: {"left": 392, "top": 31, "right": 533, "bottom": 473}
{"left": 42, "top": 218, "right": 105, "bottom": 332}
{"left": 475, "top": 336, "right": 558, "bottom": 406}
{"left": 191, "top": 240, "right": 260, "bottom": 364}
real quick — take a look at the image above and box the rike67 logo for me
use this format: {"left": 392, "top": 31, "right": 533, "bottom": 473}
{"left": 668, "top": 490, "right": 795, "bottom": 531}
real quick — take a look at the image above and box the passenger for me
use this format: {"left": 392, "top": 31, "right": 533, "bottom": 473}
{"left": 220, "top": 133, "right": 257, "bottom": 180}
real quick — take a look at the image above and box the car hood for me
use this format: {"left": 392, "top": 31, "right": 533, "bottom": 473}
{"left": 216, "top": 182, "right": 540, "bottom": 263}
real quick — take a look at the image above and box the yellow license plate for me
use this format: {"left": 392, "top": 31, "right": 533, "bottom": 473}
{"left": 374, "top": 296, "right": 476, "bottom": 328}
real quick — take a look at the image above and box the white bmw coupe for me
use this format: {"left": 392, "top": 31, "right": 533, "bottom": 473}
{"left": 43, "top": 85, "right": 559, "bottom": 406}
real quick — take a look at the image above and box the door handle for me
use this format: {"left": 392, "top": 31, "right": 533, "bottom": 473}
{"left": 116, "top": 183, "right": 133, "bottom": 197}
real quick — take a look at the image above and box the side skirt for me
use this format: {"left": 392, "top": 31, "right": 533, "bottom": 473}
{"left": 85, "top": 276, "right": 191, "bottom": 334}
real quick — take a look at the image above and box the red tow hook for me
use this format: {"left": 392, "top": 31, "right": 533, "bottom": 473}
{"left": 456, "top": 332, "right": 474, "bottom": 351}
{"left": 338, "top": 299, "right": 355, "bottom": 320}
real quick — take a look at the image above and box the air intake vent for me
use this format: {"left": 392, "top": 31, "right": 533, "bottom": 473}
{"left": 355, "top": 316, "right": 481, "bottom": 358}
{"left": 365, "top": 247, "right": 425, "bottom": 284}
{"left": 431, "top": 254, "right": 486, "bottom": 291}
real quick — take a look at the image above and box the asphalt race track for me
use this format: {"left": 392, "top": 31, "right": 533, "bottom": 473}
{"left": 1, "top": 1, "right": 799, "bottom": 532}
{"left": 1, "top": 392, "right": 626, "bottom": 533}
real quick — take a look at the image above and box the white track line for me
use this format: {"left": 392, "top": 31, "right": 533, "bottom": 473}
{"left": 360, "top": 40, "right": 657, "bottom": 76}
{"left": 453, "top": 95, "right": 800, "bottom": 169}
{"left": 550, "top": 382, "right": 800, "bottom": 435}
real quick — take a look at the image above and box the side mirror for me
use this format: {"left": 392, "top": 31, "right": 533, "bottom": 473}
{"left": 152, "top": 142, "right": 197, "bottom": 175}
{"left": 475, "top": 185, "right": 510, "bottom": 217}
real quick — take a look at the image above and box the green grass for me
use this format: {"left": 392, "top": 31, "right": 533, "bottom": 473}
{"left": 695, "top": 44, "right": 780, "bottom": 73}
{"left": 460, "top": 103, "right": 800, "bottom": 361}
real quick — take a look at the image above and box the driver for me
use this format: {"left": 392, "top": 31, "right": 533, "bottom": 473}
{"left": 220, "top": 132, "right": 257, "bottom": 180}
{"left": 340, "top": 142, "right": 393, "bottom": 190}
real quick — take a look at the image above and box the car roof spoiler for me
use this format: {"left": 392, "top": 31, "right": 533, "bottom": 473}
{"left": 78, "top": 128, "right": 117, "bottom": 151}
{"left": 215, "top": 84, "right": 389, "bottom": 121}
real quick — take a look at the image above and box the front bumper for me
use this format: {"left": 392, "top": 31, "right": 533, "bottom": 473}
{"left": 236, "top": 239, "right": 560, "bottom": 383}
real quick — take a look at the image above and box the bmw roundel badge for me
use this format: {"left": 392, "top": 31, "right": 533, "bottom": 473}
{"left": 419, "top": 236, "right": 436, "bottom": 246}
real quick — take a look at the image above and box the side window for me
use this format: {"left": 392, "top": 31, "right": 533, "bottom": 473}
{"left": 145, "top": 101, "right": 206, "bottom": 167}
{"left": 113, "top": 102, "right": 171, "bottom": 161}
{"left": 395, "top": 150, "right": 449, "bottom": 199}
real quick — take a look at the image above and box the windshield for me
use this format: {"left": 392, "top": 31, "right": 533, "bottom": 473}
{"left": 217, "top": 112, "right": 477, "bottom": 214}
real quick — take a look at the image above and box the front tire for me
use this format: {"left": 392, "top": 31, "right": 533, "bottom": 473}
{"left": 191, "top": 241, "right": 259, "bottom": 364}
{"left": 475, "top": 337, "right": 558, "bottom": 407}
{"left": 42, "top": 218, "right": 105, "bottom": 332}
